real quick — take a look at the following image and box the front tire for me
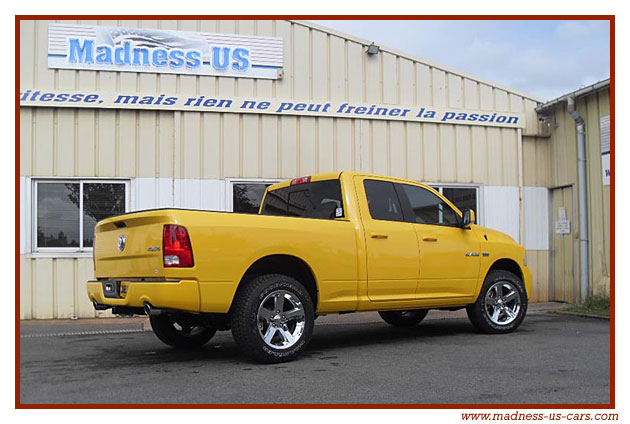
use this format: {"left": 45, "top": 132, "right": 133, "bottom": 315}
{"left": 378, "top": 309, "right": 428, "bottom": 327}
{"left": 466, "top": 270, "right": 528, "bottom": 334}
{"left": 149, "top": 313, "right": 216, "bottom": 348}
{"left": 231, "top": 274, "right": 315, "bottom": 363}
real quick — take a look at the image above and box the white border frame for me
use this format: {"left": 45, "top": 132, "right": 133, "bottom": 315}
{"left": 426, "top": 182, "right": 484, "bottom": 226}
{"left": 29, "top": 177, "right": 130, "bottom": 258}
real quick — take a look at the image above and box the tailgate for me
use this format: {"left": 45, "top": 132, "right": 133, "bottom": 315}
{"left": 94, "top": 211, "right": 172, "bottom": 279}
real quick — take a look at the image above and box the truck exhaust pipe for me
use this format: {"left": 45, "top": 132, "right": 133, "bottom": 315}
{"left": 92, "top": 300, "right": 111, "bottom": 311}
{"left": 144, "top": 303, "right": 165, "bottom": 316}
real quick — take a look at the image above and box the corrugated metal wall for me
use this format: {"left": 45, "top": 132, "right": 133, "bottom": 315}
{"left": 545, "top": 89, "right": 611, "bottom": 299}
{"left": 20, "top": 19, "right": 549, "bottom": 318}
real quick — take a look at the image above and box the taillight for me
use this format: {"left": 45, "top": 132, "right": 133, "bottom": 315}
{"left": 163, "top": 225, "right": 194, "bottom": 267}
{"left": 290, "top": 176, "right": 311, "bottom": 185}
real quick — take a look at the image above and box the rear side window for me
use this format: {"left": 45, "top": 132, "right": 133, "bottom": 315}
{"left": 363, "top": 180, "right": 404, "bottom": 222}
{"left": 261, "top": 180, "right": 343, "bottom": 220}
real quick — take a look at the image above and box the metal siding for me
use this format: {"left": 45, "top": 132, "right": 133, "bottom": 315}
{"left": 20, "top": 256, "right": 32, "bottom": 319}
{"left": 56, "top": 108, "right": 74, "bottom": 176}
{"left": 33, "top": 259, "right": 54, "bottom": 319}
{"left": 312, "top": 31, "right": 328, "bottom": 100}
{"left": 318, "top": 118, "right": 335, "bottom": 174}
{"left": 471, "top": 126, "right": 488, "bottom": 183}
{"left": 526, "top": 250, "right": 549, "bottom": 303}
{"left": 406, "top": 123, "right": 422, "bottom": 181}
{"left": 439, "top": 125, "right": 456, "bottom": 182}
{"left": 55, "top": 259, "right": 75, "bottom": 319}
{"left": 372, "top": 120, "right": 388, "bottom": 175}
{"left": 464, "top": 79, "right": 479, "bottom": 110}
{"left": 447, "top": 73, "right": 463, "bottom": 109}
{"left": 389, "top": 122, "right": 406, "bottom": 179}
{"left": 523, "top": 187, "right": 550, "bottom": 250}
{"left": 455, "top": 125, "right": 472, "bottom": 182}
{"left": 299, "top": 116, "right": 317, "bottom": 175}
{"left": 328, "top": 35, "right": 346, "bottom": 102}
{"left": 483, "top": 186, "right": 520, "bottom": 243}
{"left": 261, "top": 115, "right": 279, "bottom": 178}
{"left": 399, "top": 59, "right": 415, "bottom": 106}
{"left": 523, "top": 136, "right": 552, "bottom": 187}
{"left": 382, "top": 53, "right": 398, "bottom": 104}
{"left": 543, "top": 88, "right": 611, "bottom": 299}
{"left": 416, "top": 63, "right": 431, "bottom": 105}
{"left": 432, "top": 69, "right": 447, "bottom": 108}
{"left": 422, "top": 123, "right": 439, "bottom": 181}
{"left": 242, "top": 114, "right": 260, "bottom": 178}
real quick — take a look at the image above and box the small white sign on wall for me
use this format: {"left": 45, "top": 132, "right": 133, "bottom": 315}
{"left": 555, "top": 207, "right": 570, "bottom": 235}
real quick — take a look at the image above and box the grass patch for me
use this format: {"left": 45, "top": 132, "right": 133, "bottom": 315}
{"left": 565, "top": 295, "right": 610, "bottom": 317}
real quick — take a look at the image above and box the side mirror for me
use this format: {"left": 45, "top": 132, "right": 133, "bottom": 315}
{"left": 462, "top": 209, "right": 475, "bottom": 228}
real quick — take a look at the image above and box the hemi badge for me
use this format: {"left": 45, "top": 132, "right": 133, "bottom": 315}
{"left": 482, "top": 253, "right": 490, "bottom": 257}
{"left": 465, "top": 252, "right": 480, "bottom": 257}
{"left": 148, "top": 246, "right": 161, "bottom": 252}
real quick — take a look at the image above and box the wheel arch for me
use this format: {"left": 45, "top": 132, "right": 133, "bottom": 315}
{"left": 235, "top": 254, "right": 319, "bottom": 310}
{"left": 486, "top": 258, "right": 524, "bottom": 282}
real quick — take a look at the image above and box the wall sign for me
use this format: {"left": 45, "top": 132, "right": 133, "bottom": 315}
{"left": 600, "top": 115, "right": 610, "bottom": 186}
{"left": 555, "top": 207, "right": 570, "bottom": 235}
{"left": 48, "top": 23, "right": 283, "bottom": 79}
{"left": 19, "top": 89, "right": 525, "bottom": 129}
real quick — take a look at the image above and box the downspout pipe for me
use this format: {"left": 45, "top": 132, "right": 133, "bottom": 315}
{"left": 567, "top": 96, "right": 589, "bottom": 304}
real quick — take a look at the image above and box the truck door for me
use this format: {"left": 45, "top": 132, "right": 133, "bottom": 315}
{"left": 394, "top": 183, "right": 481, "bottom": 299}
{"left": 354, "top": 176, "right": 420, "bottom": 301}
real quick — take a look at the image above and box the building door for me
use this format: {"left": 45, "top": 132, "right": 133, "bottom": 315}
{"left": 551, "top": 186, "right": 575, "bottom": 303}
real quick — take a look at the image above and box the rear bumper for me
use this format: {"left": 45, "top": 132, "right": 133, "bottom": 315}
{"left": 87, "top": 280, "right": 200, "bottom": 313}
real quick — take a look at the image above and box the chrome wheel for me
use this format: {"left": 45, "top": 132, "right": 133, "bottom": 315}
{"left": 257, "top": 290, "right": 306, "bottom": 350}
{"left": 484, "top": 281, "right": 521, "bottom": 326}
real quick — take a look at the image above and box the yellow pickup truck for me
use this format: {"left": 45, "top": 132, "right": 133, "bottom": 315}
{"left": 88, "top": 171, "right": 531, "bottom": 363}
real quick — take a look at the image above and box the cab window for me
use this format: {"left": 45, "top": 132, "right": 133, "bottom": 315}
{"left": 261, "top": 180, "right": 343, "bottom": 220}
{"left": 398, "top": 183, "right": 460, "bottom": 226}
{"left": 363, "top": 180, "right": 404, "bottom": 222}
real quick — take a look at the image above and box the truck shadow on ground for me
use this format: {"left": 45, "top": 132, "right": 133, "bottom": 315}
{"left": 75, "top": 318, "right": 488, "bottom": 369}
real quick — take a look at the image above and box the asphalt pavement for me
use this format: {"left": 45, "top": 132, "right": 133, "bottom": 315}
{"left": 19, "top": 303, "right": 610, "bottom": 405}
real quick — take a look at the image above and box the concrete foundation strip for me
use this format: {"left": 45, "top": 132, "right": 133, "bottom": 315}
{"left": 20, "top": 327, "right": 148, "bottom": 338}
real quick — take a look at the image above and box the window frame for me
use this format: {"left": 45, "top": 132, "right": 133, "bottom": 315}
{"left": 225, "top": 178, "right": 282, "bottom": 213}
{"left": 31, "top": 178, "right": 130, "bottom": 256}
{"left": 427, "top": 183, "right": 483, "bottom": 225}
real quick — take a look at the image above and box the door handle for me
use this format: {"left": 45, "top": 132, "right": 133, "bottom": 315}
{"left": 370, "top": 232, "right": 389, "bottom": 239}
{"left": 422, "top": 236, "right": 438, "bottom": 242}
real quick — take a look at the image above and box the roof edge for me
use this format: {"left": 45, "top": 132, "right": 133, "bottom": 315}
{"left": 536, "top": 78, "right": 610, "bottom": 113}
{"left": 291, "top": 20, "right": 546, "bottom": 104}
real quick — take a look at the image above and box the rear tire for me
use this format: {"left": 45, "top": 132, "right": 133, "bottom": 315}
{"left": 378, "top": 309, "right": 428, "bottom": 327}
{"left": 231, "top": 274, "right": 315, "bottom": 363}
{"left": 466, "top": 270, "right": 528, "bottom": 334}
{"left": 149, "top": 314, "right": 216, "bottom": 349}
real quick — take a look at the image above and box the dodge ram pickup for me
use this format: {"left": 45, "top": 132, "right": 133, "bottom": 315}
{"left": 87, "top": 172, "right": 532, "bottom": 363}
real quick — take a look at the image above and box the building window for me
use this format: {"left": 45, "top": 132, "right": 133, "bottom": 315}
{"left": 229, "top": 179, "right": 281, "bottom": 214}
{"left": 431, "top": 185, "right": 479, "bottom": 220}
{"left": 399, "top": 183, "right": 460, "bottom": 226}
{"left": 34, "top": 180, "right": 128, "bottom": 251}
